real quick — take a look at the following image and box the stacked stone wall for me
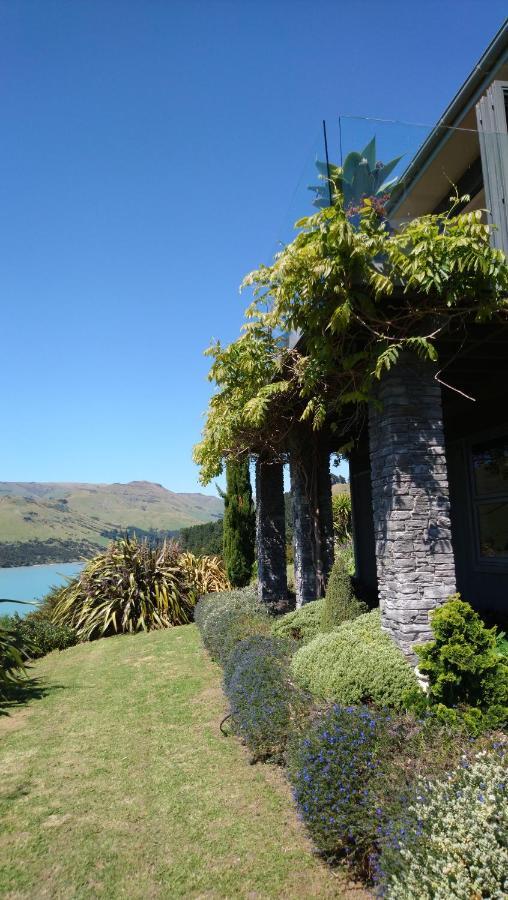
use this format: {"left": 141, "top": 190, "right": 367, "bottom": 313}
{"left": 368, "top": 354, "right": 457, "bottom": 656}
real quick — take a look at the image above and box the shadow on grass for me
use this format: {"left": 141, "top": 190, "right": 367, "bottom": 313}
{"left": 0, "top": 677, "right": 65, "bottom": 716}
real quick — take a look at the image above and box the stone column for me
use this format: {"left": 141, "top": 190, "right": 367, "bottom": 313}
{"left": 316, "top": 442, "right": 334, "bottom": 591}
{"left": 368, "top": 353, "right": 457, "bottom": 657}
{"left": 289, "top": 435, "right": 334, "bottom": 606}
{"left": 255, "top": 459, "right": 288, "bottom": 610}
{"left": 290, "top": 445, "right": 318, "bottom": 607}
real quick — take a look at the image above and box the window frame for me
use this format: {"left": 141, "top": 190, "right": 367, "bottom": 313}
{"left": 466, "top": 426, "right": 508, "bottom": 573}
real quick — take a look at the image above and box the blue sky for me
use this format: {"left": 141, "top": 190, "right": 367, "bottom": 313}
{"left": 1, "top": 1, "right": 506, "bottom": 496}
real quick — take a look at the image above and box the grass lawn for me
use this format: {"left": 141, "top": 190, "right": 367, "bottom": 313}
{"left": 0, "top": 625, "right": 367, "bottom": 899}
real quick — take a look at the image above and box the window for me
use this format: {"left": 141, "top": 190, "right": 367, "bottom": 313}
{"left": 471, "top": 435, "right": 508, "bottom": 563}
{"left": 476, "top": 81, "right": 508, "bottom": 254}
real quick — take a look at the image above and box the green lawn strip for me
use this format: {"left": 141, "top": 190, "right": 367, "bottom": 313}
{"left": 0, "top": 626, "right": 366, "bottom": 899}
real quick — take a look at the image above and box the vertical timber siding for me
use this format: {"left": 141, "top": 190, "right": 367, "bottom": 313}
{"left": 368, "top": 354, "right": 457, "bottom": 656}
{"left": 256, "top": 460, "right": 288, "bottom": 608}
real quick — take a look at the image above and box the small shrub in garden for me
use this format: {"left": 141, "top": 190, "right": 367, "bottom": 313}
{"left": 321, "top": 555, "right": 368, "bottom": 633}
{"left": 271, "top": 599, "right": 325, "bottom": 644}
{"left": 415, "top": 595, "right": 508, "bottom": 732}
{"left": 288, "top": 704, "right": 400, "bottom": 878}
{"left": 292, "top": 609, "right": 418, "bottom": 709}
{"left": 194, "top": 585, "right": 270, "bottom": 665}
{"left": 223, "top": 634, "right": 308, "bottom": 761}
{"left": 378, "top": 750, "right": 508, "bottom": 899}
{"left": 8, "top": 614, "right": 77, "bottom": 659}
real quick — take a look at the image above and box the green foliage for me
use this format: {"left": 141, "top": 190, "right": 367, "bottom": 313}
{"left": 51, "top": 537, "right": 196, "bottom": 641}
{"left": 378, "top": 751, "right": 508, "bottom": 899}
{"left": 0, "top": 612, "right": 32, "bottom": 698}
{"left": 7, "top": 613, "right": 77, "bottom": 659}
{"left": 271, "top": 599, "right": 325, "bottom": 645}
{"left": 292, "top": 609, "right": 418, "bottom": 709}
{"left": 193, "top": 585, "right": 270, "bottom": 665}
{"left": 331, "top": 492, "right": 352, "bottom": 543}
{"left": 179, "top": 552, "right": 230, "bottom": 595}
{"left": 178, "top": 519, "right": 224, "bottom": 557}
{"left": 222, "top": 459, "right": 256, "bottom": 587}
{"left": 195, "top": 191, "right": 508, "bottom": 483}
{"left": 223, "top": 634, "right": 308, "bottom": 761}
{"left": 321, "top": 554, "right": 368, "bottom": 633}
{"left": 415, "top": 596, "right": 508, "bottom": 732}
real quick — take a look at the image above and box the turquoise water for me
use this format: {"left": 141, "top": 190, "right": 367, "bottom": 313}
{"left": 0, "top": 563, "right": 84, "bottom": 617}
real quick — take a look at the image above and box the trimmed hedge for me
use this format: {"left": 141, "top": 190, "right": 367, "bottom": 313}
{"left": 223, "top": 634, "right": 308, "bottom": 760}
{"left": 271, "top": 599, "right": 325, "bottom": 645}
{"left": 292, "top": 609, "right": 418, "bottom": 709}
{"left": 194, "top": 585, "right": 270, "bottom": 665}
{"left": 320, "top": 556, "right": 368, "bottom": 633}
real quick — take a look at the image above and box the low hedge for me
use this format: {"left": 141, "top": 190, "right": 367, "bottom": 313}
{"left": 292, "top": 609, "right": 418, "bottom": 709}
{"left": 194, "top": 585, "right": 270, "bottom": 665}
{"left": 271, "top": 599, "right": 325, "bottom": 645}
{"left": 8, "top": 613, "right": 77, "bottom": 659}
{"left": 223, "top": 634, "right": 308, "bottom": 761}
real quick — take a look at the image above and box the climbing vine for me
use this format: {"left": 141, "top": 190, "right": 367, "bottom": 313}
{"left": 195, "top": 191, "right": 508, "bottom": 484}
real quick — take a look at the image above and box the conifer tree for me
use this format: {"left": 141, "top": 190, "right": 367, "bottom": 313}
{"left": 222, "top": 459, "right": 255, "bottom": 587}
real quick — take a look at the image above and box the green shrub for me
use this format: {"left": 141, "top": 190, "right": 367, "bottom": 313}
{"left": 378, "top": 751, "right": 508, "bottom": 898}
{"left": 0, "top": 619, "right": 32, "bottom": 698}
{"left": 288, "top": 704, "right": 401, "bottom": 878}
{"left": 8, "top": 614, "right": 77, "bottom": 659}
{"left": 292, "top": 609, "right": 418, "bottom": 709}
{"left": 223, "top": 634, "right": 308, "bottom": 761}
{"left": 194, "top": 585, "right": 270, "bottom": 665}
{"left": 321, "top": 555, "right": 368, "bottom": 633}
{"left": 415, "top": 596, "right": 508, "bottom": 732}
{"left": 271, "top": 599, "right": 325, "bottom": 645}
{"left": 52, "top": 537, "right": 196, "bottom": 641}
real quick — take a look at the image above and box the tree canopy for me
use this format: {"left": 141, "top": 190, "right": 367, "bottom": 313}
{"left": 194, "top": 190, "right": 508, "bottom": 484}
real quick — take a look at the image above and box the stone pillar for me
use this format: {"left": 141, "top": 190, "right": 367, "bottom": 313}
{"left": 255, "top": 459, "right": 288, "bottom": 610}
{"left": 316, "top": 443, "right": 334, "bottom": 591}
{"left": 290, "top": 445, "right": 318, "bottom": 607}
{"left": 368, "top": 353, "right": 457, "bottom": 657}
{"left": 289, "top": 436, "right": 334, "bottom": 606}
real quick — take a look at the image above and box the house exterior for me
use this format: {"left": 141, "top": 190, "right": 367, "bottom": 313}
{"left": 255, "top": 21, "right": 508, "bottom": 658}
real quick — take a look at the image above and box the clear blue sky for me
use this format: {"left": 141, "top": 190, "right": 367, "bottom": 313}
{"left": 1, "top": 1, "right": 506, "bottom": 496}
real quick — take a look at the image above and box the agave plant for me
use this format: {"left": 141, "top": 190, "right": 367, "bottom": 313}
{"left": 179, "top": 552, "right": 230, "bottom": 596}
{"left": 52, "top": 537, "right": 196, "bottom": 641}
{"left": 309, "top": 137, "right": 402, "bottom": 213}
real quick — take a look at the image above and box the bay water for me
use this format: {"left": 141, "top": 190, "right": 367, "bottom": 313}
{"left": 0, "top": 563, "right": 84, "bottom": 617}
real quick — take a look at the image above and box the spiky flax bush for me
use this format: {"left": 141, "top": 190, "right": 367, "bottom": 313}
{"left": 52, "top": 537, "right": 196, "bottom": 640}
{"left": 292, "top": 609, "right": 418, "bottom": 708}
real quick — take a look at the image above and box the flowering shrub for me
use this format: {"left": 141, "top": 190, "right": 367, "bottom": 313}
{"left": 193, "top": 585, "right": 270, "bottom": 665}
{"left": 292, "top": 610, "right": 418, "bottom": 709}
{"left": 271, "top": 599, "right": 325, "bottom": 645}
{"left": 415, "top": 597, "right": 508, "bottom": 733}
{"left": 223, "top": 634, "right": 308, "bottom": 761}
{"left": 288, "top": 705, "right": 400, "bottom": 877}
{"left": 378, "top": 750, "right": 508, "bottom": 899}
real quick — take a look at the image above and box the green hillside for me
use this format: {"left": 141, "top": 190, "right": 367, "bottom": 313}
{"left": 0, "top": 481, "right": 223, "bottom": 566}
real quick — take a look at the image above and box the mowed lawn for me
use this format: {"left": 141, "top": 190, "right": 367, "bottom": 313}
{"left": 0, "top": 625, "right": 366, "bottom": 899}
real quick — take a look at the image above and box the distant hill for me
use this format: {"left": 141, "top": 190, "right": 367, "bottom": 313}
{"left": 0, "top": 481, "right": 223, "bottom": 567}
